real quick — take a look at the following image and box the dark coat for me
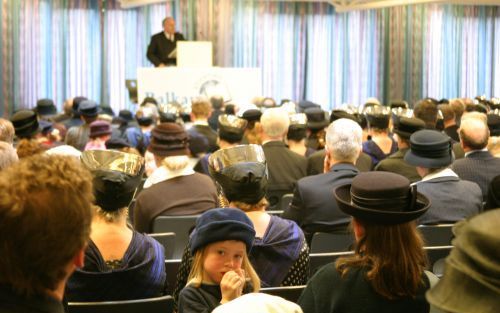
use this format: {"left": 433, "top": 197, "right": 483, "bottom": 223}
{"left": 147, "top": 31, "right": 185, "bottom": 66}
{"left": 451, "top": 150, "right": 500, "bottom": 200}
{"left": 190, "top": 124, "right": 218, "bottom": 153}
{"left": 374, "top": 148, "right": 421, "bottom": 183}
{"left": 415, "top": 176, "right": 482, "bottom": 225}
{"left": 444, "top": 125, "right": 460, "bottom": 142}
{"left": 282, "top": 163, "right": 359, "bottom": 241}
{"left": 262, "top": 141, "right": 307, "bottom": 206}
{"left": 307, "top": 149, "right": 372, "bottom": 175}
{"left": 133, "top": 173, "right": 218, "bottom": 233}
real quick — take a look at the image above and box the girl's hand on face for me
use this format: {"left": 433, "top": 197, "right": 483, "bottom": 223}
{"left": 220, "top": 269, "right": 245, "bottom": 304}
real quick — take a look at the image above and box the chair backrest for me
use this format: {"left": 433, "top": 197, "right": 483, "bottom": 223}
{"left": 165, "top": 259, "right": 182, "bottom": 296}
{"left": 148, "top": 232, "right": 176, "bottom": 259}
{"left": 152, "top": 215, "right": 200, "bottom": 259}
{"left": 260, "top": 285, "right": 306, "bottom": 303}
{"left": 280, "top": 193, "right": 294, "bottom": 211}
{"left": 418, "top": 224, "right": 455, "bottom": 246}
{"left": 267, "top": 210, "right": 283, "bottom": 216}
{"left": 309, "top": 251, "right": 354, "bottom": 278}
{"left": 424, "top": 245, "right": 452, "bottom": 278}
{"left": 310, "top": 231, "right": 355, "bottom": 253}
{"left": 68, "top": 295, "right": 173, "bottom": 313}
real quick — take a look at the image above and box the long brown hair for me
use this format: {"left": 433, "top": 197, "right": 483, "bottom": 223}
{"left": 336, "top": 219, "right": 428, "bottom": 299}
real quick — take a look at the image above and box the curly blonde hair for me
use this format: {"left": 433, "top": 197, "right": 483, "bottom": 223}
{"left": 0, "top": 154, "right": 94, "bottom": 296}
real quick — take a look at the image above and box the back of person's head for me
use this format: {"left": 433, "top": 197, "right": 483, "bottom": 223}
{"left": 0, "top": 141, "right": 18, "bottom": 170}
{"left": 0, "top": 154, "right": 94, "bottom": 296}
{"left": 16, "top": 138, "right": 45, "bottom": 159}
{"left": 287, "top": 113, "right": 307, "bottom": 142}
{"left": 0, "top": 118, "right": 15, "bottom": 144}
{"left": 325, "top": 118, "right": 362, "bottom": 163}
{"left": 210, "top": 95, "right": 224, "bottom": 110}
{"left": 191, "top": 97, "right": 212, "bottom": 119}
{"left": 449, "top": 98, "right": 465, "bottom": 124}
{"left": 438, "top": 104, "right": 455, "bottom": 123}
{"left": 187, "top": 208, "right": 260, "bottom": 290}
{"left": 218, "top": 114, "right": 247, "bottom": 144}
{"left": 459, "top": 114, "right": 489, "bottom": 150}
{"left": 413, "top": 99, "right": 438, "bottom": 129}
{"left": 135, "top": 103, "right": 159, "bottom": 126}
{"left": 426, "top": 209, "right": 500, "bottom": 313}
{"left": 260, "top": 108, "right": 289, "bottom": 138}
{"left": 334, "top": 172, "right": 430, "bottom": 300}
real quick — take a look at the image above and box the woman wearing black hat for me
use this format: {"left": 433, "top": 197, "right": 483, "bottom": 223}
{"left": 65, "top": 150, "right": 166, "bottom": 301}
{"left": 299, "top": 172, "right": 435, "bottom": 313}
{"left": 362, "top": 106, "right": 397, "bottom": 166}
{"left": 173, "top": 145, "right": 309, "bottom": 306}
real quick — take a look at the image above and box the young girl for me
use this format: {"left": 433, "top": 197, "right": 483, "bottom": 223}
{"left": 178, "top": 208, "right": 261, "bottom": 313}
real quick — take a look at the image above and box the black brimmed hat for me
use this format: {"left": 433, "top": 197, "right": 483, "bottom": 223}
{"left": 305, "top": 107, "right": 329, "bottom": 130}
{"left": 148, "top": 122, "right": 189, "bottom": 157}
{"left": 36, "top": 98, "right": 57, "bottom": 116}
{"left": 78, "top": 100, "right": 99, "bottom": 117}
{"left": 393, "top": 117, "right": 426, "bottom": 139}
{"left": 404, "top": 129, "right": 454, "bottom": 168}
{"left": 11, "top": 110, "right": 40, "bottom": 139}
{"left": 334, "top": 171, "right": 430, "bottom": 225}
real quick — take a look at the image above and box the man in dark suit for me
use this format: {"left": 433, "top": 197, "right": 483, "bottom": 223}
{"left": 147, "top": 17, "right": 185, "bottom": 67}
{"left": 375, "top": 117, "right": 425, "bottom": 183}
{"left": 260, "top": 108, "right": 307, "bottom": 208}
{"left": 452, "top": 113, "right": 500, "bottom": 200}
{"left": 282, "top": 118, "right": 362, "bottom": 242}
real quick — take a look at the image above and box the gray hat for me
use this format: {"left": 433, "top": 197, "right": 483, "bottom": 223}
{"left": 426, "top": 209, "right": 500, "bottom": 313}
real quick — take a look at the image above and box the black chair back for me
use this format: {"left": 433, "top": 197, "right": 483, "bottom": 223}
{"left": 68, "top": 295, "right": 173, "bottom": 313}
{"left": 310, "top": 231, "right": 355, "bottom": 253}
{"left": 280, "top": 193, "right": 294, "bottom": 211}
{"left": 418, "top": 224, "right": 454, "bottom": 246}
{"left": 260, "top": 285, "right": 306, "bottom": 303}
{"left": 152, "top": 215, "right": 199, "bottom": 259}
{"left": 164, "top": 259, "right": 182, "bottom": 296}
{"left": 309, "top": 251, "right": 354, "bottom": 278}
{"left": 148, "top": 232, "right": 176, "bottom": 259}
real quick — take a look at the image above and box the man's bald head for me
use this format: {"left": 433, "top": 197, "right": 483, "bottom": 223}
{"left": 459, "top": 115, "right": 489, "bottom": 151}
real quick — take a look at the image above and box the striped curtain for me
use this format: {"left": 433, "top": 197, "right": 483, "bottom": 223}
{"left": 1, "top": 1, "right": 500, "bottom": 117}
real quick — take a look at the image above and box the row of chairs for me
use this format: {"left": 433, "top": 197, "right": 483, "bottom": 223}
{"left": 150, "top": 216, "right": 455, "bottom": 259}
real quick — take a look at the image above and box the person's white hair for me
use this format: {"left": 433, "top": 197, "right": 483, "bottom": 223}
{"left": 0, "top": 141, "right": 18, "bottom": 171}
{"left": 260, "top": 108, "right": 290, "bottom": 138}
{"left": 326, "top": 118, "right": 362, "bottom": 163}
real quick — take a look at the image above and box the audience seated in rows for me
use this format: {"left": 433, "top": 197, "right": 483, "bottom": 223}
{"left": 66, "top": 150, "right": 166, "bottom": 301}
{"left": 283, "top": 118, "right": 362, "bottom": 243}
{"left": 298, "top": 172, "right": 436, "bottom": 313}
{"left": 0, "top": 154, "right": 94, "bottom": 312}
{"left": 133, "top": 122, "right": 217, "bottom": 233}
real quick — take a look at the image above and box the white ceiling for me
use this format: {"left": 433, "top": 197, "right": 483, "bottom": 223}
{"left": 119, "top": 0, "right": 500, "bottom": 11}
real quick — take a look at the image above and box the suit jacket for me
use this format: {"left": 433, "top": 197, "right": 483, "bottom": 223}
{"left": 307, "top": 149, "right": 372, "bottom": 175}
{"left": 262, "top": 141, "right": 307, "bottom": 206}
{"left": 415, "top": 176, "right": 482, "bottom": 225}
{"left": 451, "top": 150, "right": 500, "bottom": 200}
{"left": 189, "top": 124, "right": 218, "bottom": 153}
{"left": 374, "top": 148, "right": 421, "bottom": 183}
{"left": 147, "top": 32, "right": 185, "bottom": 66}
{"left": 133, "top": 173, "right": 218, "bottom": 233}
{"left": 282, "top": 163, "right": 359, "bottom": 241}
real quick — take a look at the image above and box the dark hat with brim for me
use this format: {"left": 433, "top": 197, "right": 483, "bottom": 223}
{"left": 72, "top": 96, "right": 88, "bottom": 115}
{"left": 334, "top": 172, "right": 430, "bottom": 225}
{"left": 305, "top": 107, "right": 329, "bottom": 130}
{"left": 148, "top": 122, "right": 189, "bottom": 157}
{"left": 89, "top": 121, "right": 112, "bottom": 139}
{"left": 78, "top": 100, "right": 100, "bottom": 117}
{"left": 298, "top": 100, "right": 321, "bottom": 113}
{"left": 393, "top": 117, "right": 426, "bottom": 139}
{"left": 426, "top": 209, "right": 500, "bottom": 313}
{"left": 241, "top": 109, "right": 262, "bottom": 123}
{"left": 330, "top": 110, "right": 358, "bottom": 123}
{"left": 36, "top": 98, "right": 57, "bottom": 116}
{"left": 119, "top": 110, "right": 134, "bottom": 122}
{"left": 404, "top": 129, "right": 454, "bottom": 168}
{"left": 11, "top": 110, "right": 41, "bottom": 139}
{"left": 81, "top": 150, "right": 145, "bottom": 212}
{"left": 105, "top": 137, "right": 131, "bottom": 150}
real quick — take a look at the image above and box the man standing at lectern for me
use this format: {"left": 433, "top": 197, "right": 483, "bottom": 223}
{"left": 147, "top": 17, "right": 185, "bottom": 67}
